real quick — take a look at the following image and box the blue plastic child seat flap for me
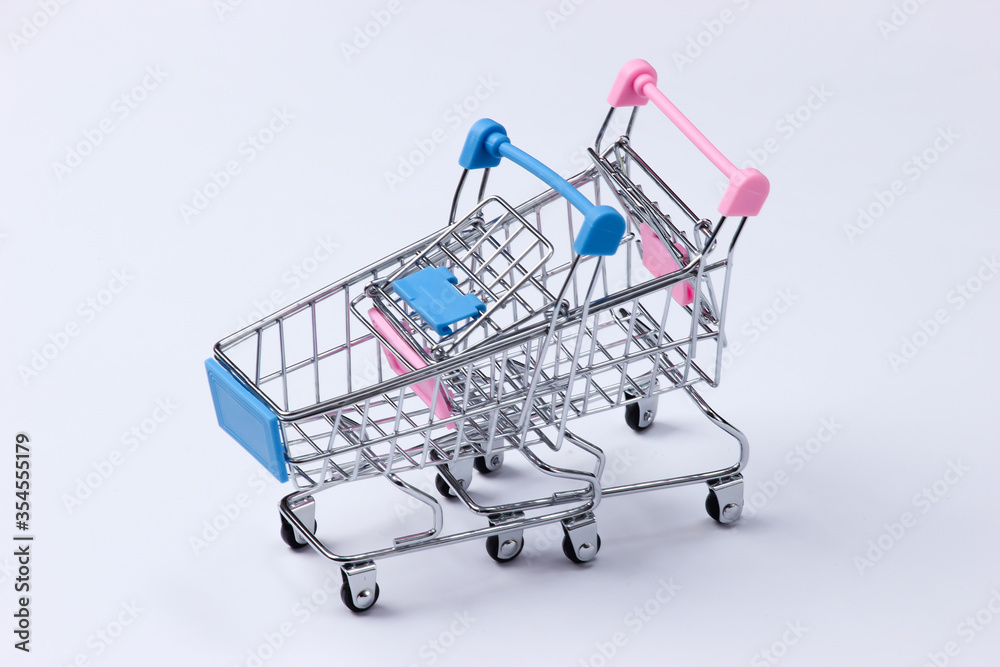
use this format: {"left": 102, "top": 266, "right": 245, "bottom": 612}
{"left": 392, "top": 266, "right": 487, "bottom": 336}
{"left": 205, "top": 358, "right": 288, "bottom": 483}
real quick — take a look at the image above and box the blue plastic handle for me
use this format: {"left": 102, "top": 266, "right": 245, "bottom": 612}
{"left": 459, "top": 118, "right": 626, "bottom": 256}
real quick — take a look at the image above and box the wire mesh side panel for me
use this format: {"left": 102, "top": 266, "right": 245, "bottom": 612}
{"left": 279, "top": 329, "right": 564, "bottom": 492}
{"left": 590, "top": 138, "right": 738, "bottom": 389}
{"left": 212, "top": 239, "right": 480, "bottom": 491}
{"left": 215, "top": 220, "right": 500, "bottom": 416}
{"left": 280, "top": 374, "right": 471, "bottom": 492}
{"left": 506, "top": 264, "right": 723, "bottom": 439}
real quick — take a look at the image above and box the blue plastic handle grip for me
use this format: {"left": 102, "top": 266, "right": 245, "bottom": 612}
{"left": 459, "top": 118, "right": 625, "bottom": 256}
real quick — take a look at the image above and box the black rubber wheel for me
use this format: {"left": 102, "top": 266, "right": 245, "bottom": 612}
{"left": 485, "top": 534, "right": 523, "bottom": 563}
{"left": 562, "top": 533, "right": 602, "bottom": 564}
{"left": 705, "top": 489, "right": 722, "bottom": 523}
{"left": 623, "top": 392, "right": 651, "bottom": 432}
{"left": 279, "top": 516, "right": 317, "bottom": 550}
{"left": 474, "top": 452, "right": 504, "bottom": 474}
{"left": 435, "top": 473, "right": 457, "bottom": 498}
{"left": 340, "top": 582, "right": 380, "bottom": 613}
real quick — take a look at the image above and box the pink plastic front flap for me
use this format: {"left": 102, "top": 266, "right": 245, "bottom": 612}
{"left": 368, "top": 308, "right": 454, "bottom": 427}
{"left": 639, "top": 223, "right": 694, "bottom": 306}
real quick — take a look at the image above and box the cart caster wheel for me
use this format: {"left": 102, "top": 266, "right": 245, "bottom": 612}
{"left": 705, "top": 490, "right": 722, "bottom": 523}
{"left": 562, "top": 533, "right": 601, "bottom": 564}
{"left": 279, "top": 516, "right": 317, "bottom": 550}
{"left": 485, "top": 533, "right": 523, "bottom": 563}
{"left": 435, "top": 473, "right": 462, "bottom": 498}
{"left": 431, "top": 451, "right": 472, "bottom": 497}
{"left": 705, "top": 478, "right": 743, "bottom": 524}
{"left": 340, "top": 582, "right": 380, "bottom": 613}
{"left": 474, "top": 452, "right": 504, "bottom": 474}
{"left": 624, "top": 391, "right": 657, "bottom": 431}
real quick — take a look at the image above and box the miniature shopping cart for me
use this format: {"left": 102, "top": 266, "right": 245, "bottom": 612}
{"left": 205, "top": 59, "right": 769, "bottom": 612}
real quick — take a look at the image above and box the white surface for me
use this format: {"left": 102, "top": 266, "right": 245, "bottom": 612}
{"left": 3, "top": 2, "right": 999, "bottom": 665}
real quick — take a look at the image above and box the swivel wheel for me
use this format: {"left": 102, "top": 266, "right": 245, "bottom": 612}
{"left": 341, "top": 562, "right": 379, "bottom": 613}
{"left": 562, "top": 533, "right": 602, "bottom": 564}
{"left": 474, "top": 451, "right": 504, "bottom": 474}
{"left": 485, "top": 533, "right": 524, "bottom": 563}
{"left": 279, "top": 515, "right": 317, "bottom": 550}
{"left": 435, "top": 473, "right": 465, "bottom": 498}
{"left": 624, "top": 391, "right": 658, "bottom": 431}
{"left": 340, "top": 582, "right": 380, "bottom": 613}
{"left": 705, "top": 476, "right": 744, "bottom": 524}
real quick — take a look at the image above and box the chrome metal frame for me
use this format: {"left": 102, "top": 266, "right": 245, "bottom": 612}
{"left": 212, "top": 103, "right": 753, "bottom": 609}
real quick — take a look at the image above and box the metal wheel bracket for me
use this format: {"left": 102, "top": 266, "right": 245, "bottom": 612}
{"left": 341, "top": 561, "right": 378, "bottom": 611}
{"left": 634, "top": 393, "right": 658, "bottom": 428}
{"left": 493, "top": 530, "right": 524, "bottom": 560}
{"left": 708, "top": 475, "right": 743, "bottom": 524}
{"left": 477, "top": 451, "right": 504, "bottom": 473}
{"left": 562, "top": 513, "right": 600, "bottom": 563}
{"left": 489, "top": 512, "right": 525, "bottom": 559}
{"left": 288, "top": 496, "right": 316, "bottom": 545}
{"left": 445, "top": 457, "right": 475, "bottom": 491}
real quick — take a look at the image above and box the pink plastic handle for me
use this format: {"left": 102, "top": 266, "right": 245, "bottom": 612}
{"left": 607, "top": 59, "right": 769, "bottom": 218}
{"left": 368, "top": 308, "right": 455, "bottom": 428}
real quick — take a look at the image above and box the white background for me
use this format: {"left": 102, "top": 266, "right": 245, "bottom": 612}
{"left": 4, "top": 1, "right": 1000, "bottom": 666}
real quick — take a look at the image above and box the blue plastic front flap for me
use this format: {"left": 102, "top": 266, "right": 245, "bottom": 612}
{"left": 392, "top": 266, "right": 486, "bottom": 336}
{"left": 205, "top": 358, "right": 288, "bottom": 483}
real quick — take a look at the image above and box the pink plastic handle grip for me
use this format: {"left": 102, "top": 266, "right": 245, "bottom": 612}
{"left": 607, "top": 59, "right": 769, "bottom": 217}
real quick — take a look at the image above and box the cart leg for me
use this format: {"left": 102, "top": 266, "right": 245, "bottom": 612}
{"left": 279, "top": 495, "right": 316, "bottom": 550}
{"left": 485, "top": 512, "right": 525, "bottom": 563}
{"left": 561, "top": 512, "right": 601, "bottom": 564}
{"left": 683, "top": 383, "right": 749, "bottom": 472}
{"left": 706, "top": 475, "right": 744, "bottom": 524}
{"left": 340, "top": 561, "right": 379, "bottom": 613}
